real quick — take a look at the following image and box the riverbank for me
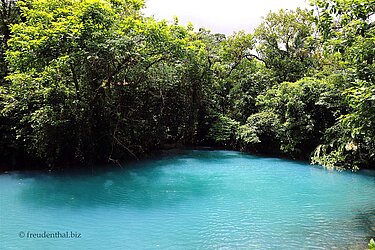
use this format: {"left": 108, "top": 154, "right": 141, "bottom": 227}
{"left": 3, "top": 147, "right": 374, "bottom": 175}
{"left": 0, "top": 142, "right": 298, "bottom": 173}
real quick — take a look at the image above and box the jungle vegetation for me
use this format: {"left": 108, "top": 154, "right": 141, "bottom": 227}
{"left": 0, "top": 0, "right": 374, "bottom": 170}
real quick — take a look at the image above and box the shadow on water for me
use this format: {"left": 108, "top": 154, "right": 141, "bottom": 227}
{"left": 159, "top": 149, "right": 259, "bottom": 163}
{"left": 15, "top": 157, "right": 224, "bottom": 210}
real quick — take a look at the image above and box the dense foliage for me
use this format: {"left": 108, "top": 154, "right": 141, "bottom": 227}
{"left": 309, "top": 0, "right": 375, "bottom": 170}
{"left": 0, "top": 0, "right": 374, "bottom": 170}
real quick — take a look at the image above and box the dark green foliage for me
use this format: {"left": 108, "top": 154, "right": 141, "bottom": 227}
{"left": 209, "top": 115, "right": 239, "bottom": 146}
{"left": 0, "top": 0, "right": 374, "bottom": 171}
{"left": 0, "top": 0, "right": 19, "bottom": 84}
{"left": 1, "top": 0, "right": 216, "bottom": 167}
{"left": 312, "top": 79, "right": 375, "bottom": 170}
{"left": 236, "top": 111, "right": 281, "bottom": 153}
{"left": 0, "top": 0, "right": 20, "bottom": 165}
{"left": 309, "top": 0, "right": 375, "bottom": 170}
{"left": 254, "top": 8, "right": 320, "bottom": 83}
{"left": 238, "top": 78, "right": 336, "bottom": 159}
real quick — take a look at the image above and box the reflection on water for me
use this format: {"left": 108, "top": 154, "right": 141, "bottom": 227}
{"left": 1, "top": 150, "right": 374, "bottom": 250}
{"left": 17, "top": 167, "right": 222, "bottom": 209}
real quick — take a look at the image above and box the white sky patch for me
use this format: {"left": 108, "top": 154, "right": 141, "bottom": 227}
{"left": 143, "top": 0, "right": 310, "bottom": 35}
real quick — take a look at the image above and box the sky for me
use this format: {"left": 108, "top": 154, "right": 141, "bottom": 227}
{"left": 143, "top": 0, "right": 310, "bottom": 35}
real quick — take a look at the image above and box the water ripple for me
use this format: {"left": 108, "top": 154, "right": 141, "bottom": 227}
{"left": 0, "top": 150, "right": 374, "bottom": 249}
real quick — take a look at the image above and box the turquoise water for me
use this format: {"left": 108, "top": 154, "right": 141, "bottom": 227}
{"left": 0, "top": 150, "right": 374, "bottom": 249}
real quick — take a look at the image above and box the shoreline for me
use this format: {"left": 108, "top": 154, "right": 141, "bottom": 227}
{"left": 1, "top": 145, "right": 374, "bottom": 174}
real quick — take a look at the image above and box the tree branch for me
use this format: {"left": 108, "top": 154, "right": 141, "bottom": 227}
{"left": 245, "top": 54, "right": 268, "bottom": 68}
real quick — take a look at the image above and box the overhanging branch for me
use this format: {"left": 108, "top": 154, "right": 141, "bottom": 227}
{"left": 245, "top": 54, "right": 268, "bottom": 68}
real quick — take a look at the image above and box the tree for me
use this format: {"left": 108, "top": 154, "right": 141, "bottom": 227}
{"left": 310, "top": 0, "right": 375, "bottom": 170}
{"left": 254, "top": 8, "right": 320, "bottom": 83}
{"left": 0, "top": 0, "right": 19, "bottom": 85}
{"left": 2, "top": 0, "right": 147, "bottom": 166}
{"left": 1, "top": 0, "right": 215, "bottom": 167}
{"left": 0, "top": 0, "right": 20, "bottom": 166}
{"left": 239, "top": 78, "right": 336, "bottom": 159}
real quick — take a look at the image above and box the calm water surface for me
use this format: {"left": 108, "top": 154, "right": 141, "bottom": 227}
{"left": 0, "top": 150, "right": 374, "bottom": 249}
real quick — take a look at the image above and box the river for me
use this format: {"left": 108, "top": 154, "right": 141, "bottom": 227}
{"left": 1, "top": 150, "right": 374, "bottom": 249}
